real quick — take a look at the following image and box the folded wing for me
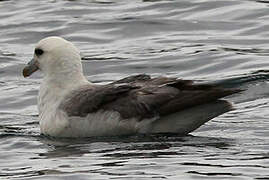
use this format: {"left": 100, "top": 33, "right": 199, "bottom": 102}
{"left": 59, "top": 74, "right": 242, "bottom": 120}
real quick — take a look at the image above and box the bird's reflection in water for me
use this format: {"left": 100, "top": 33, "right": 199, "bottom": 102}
{"left": 37, "top": 134, "right": 234, "bottom": 159}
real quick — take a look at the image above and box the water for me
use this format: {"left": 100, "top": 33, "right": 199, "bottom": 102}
{"left": 0, "top": 0, "right": 269, "bottom": 179}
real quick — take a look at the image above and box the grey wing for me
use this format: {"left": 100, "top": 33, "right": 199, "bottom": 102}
{"left": 102, "top": 77, "right": 242, "bottom": 120}
{"left": 59, "top": 84, "right": 137, "bottom": 117}
{"left": 60, "top": 75, "right": 242, "bottom": 120}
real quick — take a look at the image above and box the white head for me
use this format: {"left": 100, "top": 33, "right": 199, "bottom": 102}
{"left": 23, "top": 36, "right": 85, "bottom": 81}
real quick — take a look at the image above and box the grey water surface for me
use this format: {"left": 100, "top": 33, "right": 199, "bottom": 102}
{"left": 1, "top": 0, "right": 269, "bottom": 179}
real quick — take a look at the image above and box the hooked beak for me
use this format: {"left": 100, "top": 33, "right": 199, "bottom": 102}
{"left": 22, "top": 58, "right": 39, "bottom": 77}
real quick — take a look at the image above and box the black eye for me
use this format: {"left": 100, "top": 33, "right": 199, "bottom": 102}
{"left": 35, "top": 48, "right": 44, "bottom": 56}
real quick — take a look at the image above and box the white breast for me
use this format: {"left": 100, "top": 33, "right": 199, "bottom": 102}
{"left": 38, "top": 80, "right": 157, "bottom": 137}
{"left": 38, "top": 81, "right": 69, "bottom": 136}
{"left": 39, "top": 85, "right": 156, "bottom": 137}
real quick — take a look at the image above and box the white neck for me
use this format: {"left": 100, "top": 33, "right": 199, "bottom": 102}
{"left": 37, "top": 70, "right": 92, "bottom": 135}
{"left": 38, "top": 70, "right": 91, "bottom": 112}
{"left": 44, "top": 71, "right": 89, "bottom": 90}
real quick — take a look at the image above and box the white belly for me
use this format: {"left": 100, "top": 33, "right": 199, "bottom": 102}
{"left": 40, "top": 109, "right": 154, "bottom": 138}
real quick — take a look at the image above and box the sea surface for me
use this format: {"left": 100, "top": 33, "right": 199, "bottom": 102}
{"left": 0, "top": 0, "right": 269, "bottom": 179}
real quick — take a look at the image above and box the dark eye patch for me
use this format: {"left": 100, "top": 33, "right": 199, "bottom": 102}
{"left": 35, "top": 48, "right": 44, "bottom": 56}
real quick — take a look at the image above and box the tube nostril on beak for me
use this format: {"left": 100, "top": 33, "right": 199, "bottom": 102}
{"left": 22, "top": 59, "right": 39, "bottom": 77}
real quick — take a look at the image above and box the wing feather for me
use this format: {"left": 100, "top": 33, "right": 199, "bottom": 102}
{"left": 59, "top": 74, "right": 242, "bottom": 120}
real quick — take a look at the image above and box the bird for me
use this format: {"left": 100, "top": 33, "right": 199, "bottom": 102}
{"left": 22, "top": 36, "right": 241, "bottom": 138}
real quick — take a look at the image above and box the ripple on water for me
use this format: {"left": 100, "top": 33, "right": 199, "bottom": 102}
{"left": 0, "top": 0, "right": 269, "bottom": 179}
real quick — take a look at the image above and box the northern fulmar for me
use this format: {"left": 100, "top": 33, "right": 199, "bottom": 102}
{"left": 22, "top": 36, "right": 241, "bottom": 137}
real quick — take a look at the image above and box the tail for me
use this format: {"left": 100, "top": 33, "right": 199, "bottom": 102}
{"left": 150, "top": 100, "right": 232, "bottom": 135}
